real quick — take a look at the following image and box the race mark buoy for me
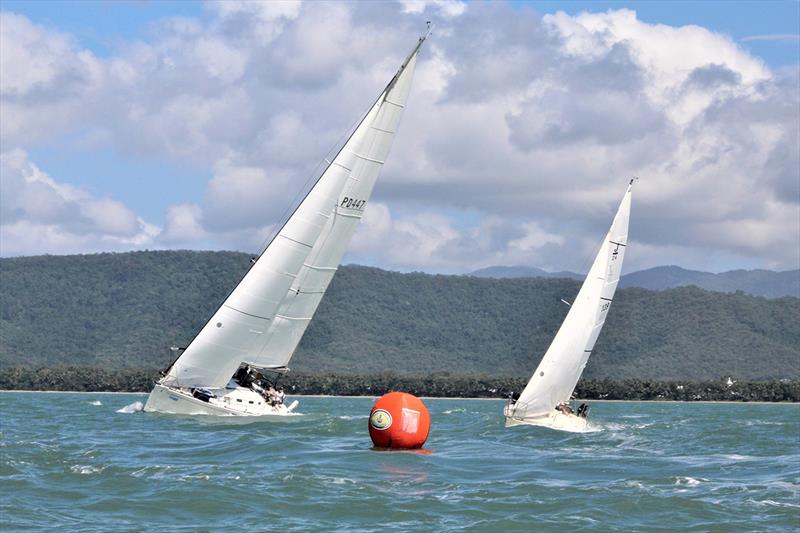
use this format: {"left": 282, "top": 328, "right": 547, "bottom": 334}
{"left": 368, "top": 392, "right": 430, "bottom": 449}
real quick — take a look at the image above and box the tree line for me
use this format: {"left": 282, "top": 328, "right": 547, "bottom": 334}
{"left": 1, "top": 367, "right": 797, "bottom": 402}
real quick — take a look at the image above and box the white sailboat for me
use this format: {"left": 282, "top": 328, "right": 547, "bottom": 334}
{"left": 144, "top": 31, "right": 429, "bottom": 417}
{"left": 504, "top": 179, "right": 634, "bottom": 432}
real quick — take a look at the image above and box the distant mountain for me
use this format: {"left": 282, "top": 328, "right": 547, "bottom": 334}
{"left": 1, "top": 251, "right": 798, "bottom": 381}
{"left": 469, "top": 265, "right": 582, "bottom": 280}
{"left": 469, "top": 264, "right": 800, "bottom": 299}
{"left": 619, "top": 266, "right": 800, "bottom": 298}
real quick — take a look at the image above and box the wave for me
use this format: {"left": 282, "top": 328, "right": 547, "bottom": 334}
{"left": 674, "top": 476, "right": 707, "bottom": 486}
{"left": 70, "top": 464, "right": 104, "bottom": 475}
{"left": 116, "top": 401, "right": 144, "bottom": 414}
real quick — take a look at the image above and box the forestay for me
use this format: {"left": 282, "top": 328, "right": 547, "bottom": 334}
{"left": 163, "top": 37, "right": 425, "bottom": 388}
{"left": 514, "top": 181, "right": 633, "bottom": 419}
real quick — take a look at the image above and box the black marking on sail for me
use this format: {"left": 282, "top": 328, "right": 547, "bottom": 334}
{"left": 609, "top": 240, "right": 627, "bottom": 247}
{"left": 584, "top": 350, "right": 592, "bottom": 353}
{"left": 600, "top": 297, "right": 612, "bottom": 302}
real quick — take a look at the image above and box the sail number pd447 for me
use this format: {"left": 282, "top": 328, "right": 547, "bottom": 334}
{"left": 340, "top": 197, "right": 366, "bottom": 210}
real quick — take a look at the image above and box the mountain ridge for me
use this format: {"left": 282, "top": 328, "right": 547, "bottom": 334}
{"left": 468, "top": 264, "right": 799, "bottom": 298}
{"left": 1, "top": 251, "right": 798, "bottom": 381}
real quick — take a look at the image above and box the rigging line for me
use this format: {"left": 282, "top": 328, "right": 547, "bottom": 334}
{"left": 166, "top": 34, "right": 429, "bottom": 376}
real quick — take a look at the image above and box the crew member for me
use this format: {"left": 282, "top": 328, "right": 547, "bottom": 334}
{"left": 555, "top": 402, "right": 574, "bottom": 415}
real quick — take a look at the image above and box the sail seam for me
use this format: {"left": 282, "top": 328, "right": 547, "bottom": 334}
{"left": 384, "top": 98, "right": 405, "bottom": 108}
{"left": 223, "top": 305, "right": 271, "bottom": 320}
{"left": 280, "top": 234, "right": 314, "bottom": 249}
{"left": 370, "top": 125, "right": 395, "bottom": 134}
{"left": 275, "top": 315, "right": 313, "bottom": 321}
{"left": 332, "top": 161, "right": 352, "bottom": 172}
{"left": 348, "top": 150, "right": 386, "bottom": 164}
{"left": 301, "top": 264, "right": 338, "bottom": 272}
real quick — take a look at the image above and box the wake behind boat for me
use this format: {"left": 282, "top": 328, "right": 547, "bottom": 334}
{"left": 144, "top": 31, "right": 429, "bottom": 417}
{"left": 504, "top": 179, "right": 634, "bottom": 432}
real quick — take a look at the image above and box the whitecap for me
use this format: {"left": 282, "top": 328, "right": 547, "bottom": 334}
{"left": 71, "top": 465, "right": 103, "bottom": 475}
{"left": 721, "top": 454, "right": 754, "bottom": 461}
{"left": 89, "top": 400, "right": 102, "bottom": 406}
{"left": 117, "top": 401, "right": 144, "bottom": 414}
{"left": 674, "top": 476, "right": 707, "bottom": 486}
{"left": 624, "top": 480, "right": 647, "bottom": 491}
{"left": 327, "top": 477, "right": 357, "bottom": 485}
{"left": 337, "top": 415, "right": 361, "bottom": 420}
{"left": 752, "top": 499, "right": 800, "bottom": 509}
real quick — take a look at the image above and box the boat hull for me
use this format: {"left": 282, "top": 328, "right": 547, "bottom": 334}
{"left": 504, "top": 406, "right": 589, "bottom": 432}
{"left": 144, "top": 383, "right": 298, "bottom": 417}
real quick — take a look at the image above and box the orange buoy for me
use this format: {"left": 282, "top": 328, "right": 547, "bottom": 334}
{"left": 368, "top": 392, "right": 431, "bottom": 449}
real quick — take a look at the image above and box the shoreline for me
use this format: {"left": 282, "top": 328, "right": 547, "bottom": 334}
{"left": 1, "top": 390, "right": 797, "bottom": 404}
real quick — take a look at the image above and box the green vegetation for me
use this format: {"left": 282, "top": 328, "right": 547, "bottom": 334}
{"left": 1, "top": 251, "right": 798, "bottom": 381}
{"left": 1, "top": 367, "right": 796, "bottom": 402}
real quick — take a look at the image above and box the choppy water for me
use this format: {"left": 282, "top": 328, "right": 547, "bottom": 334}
{"left": 1, "top": 393, "right": 798, "bottom": 531}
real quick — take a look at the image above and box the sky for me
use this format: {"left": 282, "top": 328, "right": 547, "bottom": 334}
{"left": 1, "top": 0, "right": 798, "bottom": 275}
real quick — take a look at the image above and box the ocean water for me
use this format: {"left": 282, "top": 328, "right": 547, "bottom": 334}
{"left": 1, "top": 393, "right": 798, "bottom": 532}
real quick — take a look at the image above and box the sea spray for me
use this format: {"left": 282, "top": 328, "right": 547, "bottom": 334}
{"left": 116, "top": 401, "right": 144, "bottom": 414}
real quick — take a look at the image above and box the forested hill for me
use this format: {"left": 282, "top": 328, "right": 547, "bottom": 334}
{"left": 1, "top": 251, "right": 798, "bottom": 381}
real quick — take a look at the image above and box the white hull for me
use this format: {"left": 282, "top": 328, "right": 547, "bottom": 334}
{"left": 504, "top": 405, "right": 589, "bottom": 432}
{"left": 144, "top": 383, "right": 299, "bottom": 417}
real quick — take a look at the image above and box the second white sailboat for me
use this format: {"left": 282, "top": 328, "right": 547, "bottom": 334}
{"left": 504, "top": 179, "right": 635, "bottom": 432}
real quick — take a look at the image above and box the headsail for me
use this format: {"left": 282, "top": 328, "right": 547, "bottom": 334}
{"left": 246, "top": 42, "right": 422, "bottom": 369}
{"left": 164, "top": 35, "right": 427, "bottom": 388}
{"left": 512, "top": 180, "right": 634, "bottom": 420}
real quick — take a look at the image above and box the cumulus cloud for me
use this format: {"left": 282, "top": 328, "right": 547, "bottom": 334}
{"left": 0, "top": 150, "right": 158, "bottom": 255}
{"left": 399, "top": 0, "right": 467, "bottom": 18}
{"left": 159, "top": 204, "right": 205, "bottom": 245}
{"left": 0, "top": 3, "right": 797, "bottom": 273}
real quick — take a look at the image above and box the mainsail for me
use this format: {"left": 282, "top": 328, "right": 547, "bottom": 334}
{"left": 513, "top": 180, "right": 633, "bottom": 419}
{"left": 164, "top": 35, "right": 427, "bottom": 388}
